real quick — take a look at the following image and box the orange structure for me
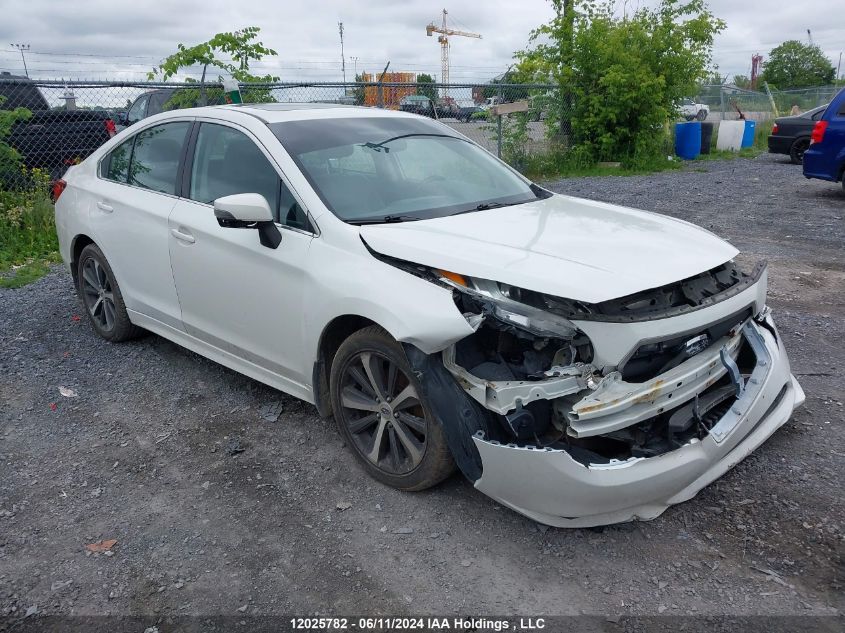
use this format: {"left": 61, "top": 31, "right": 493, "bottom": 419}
{"left": 361, "top": 72, "right": 417, "bottom": 108}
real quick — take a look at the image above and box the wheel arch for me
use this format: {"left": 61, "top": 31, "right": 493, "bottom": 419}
{"left": 312, "top": 314, "right": 381, "bottom": 419}
{"left": 70, "top": 234, "right": 96, "bottom": 286}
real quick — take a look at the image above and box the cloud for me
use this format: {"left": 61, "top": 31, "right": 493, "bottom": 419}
{"left": 0, "top": 0, "right": 841, "bottom": 82}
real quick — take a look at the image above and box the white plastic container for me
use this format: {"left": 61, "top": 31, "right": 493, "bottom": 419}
{"left": 716, "top": 120, "right": 745, "bottom": 151}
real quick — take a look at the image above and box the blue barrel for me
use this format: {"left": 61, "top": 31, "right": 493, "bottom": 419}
{"left": 674, "top": 121, "right": 702, "bottom": 160}
{"left": 741, "top": 120, "right": 756, "bottom": 148}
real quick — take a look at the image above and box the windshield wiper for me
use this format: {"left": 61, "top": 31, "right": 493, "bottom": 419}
{"left": 348, "top": 214, "right": 422, "bottom": 225}
{"left": 451, "top": 201, "right": 511, "bottom": 216}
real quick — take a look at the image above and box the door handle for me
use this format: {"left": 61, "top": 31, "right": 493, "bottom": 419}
{"left": 170, "top": 228, "right": 196, "bottom": 244}
{"left": 96, "top": 201, "right": 113, "bottom": 213}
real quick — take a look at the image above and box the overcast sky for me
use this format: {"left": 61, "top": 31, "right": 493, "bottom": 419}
{"left": 0, "top": 0, "right": 842, "bottom": 83}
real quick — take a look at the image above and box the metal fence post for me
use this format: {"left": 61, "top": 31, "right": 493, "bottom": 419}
{"left": 719, "top": 87, "right": 726, "bottom": 120}
{"left": 496, "top": 83, "right": 504, "bottom": 159}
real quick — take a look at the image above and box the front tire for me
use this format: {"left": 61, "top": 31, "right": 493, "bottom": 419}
{"left": 77, "top": 244, "right": 143, "bottom": 342}
{"left": 330, "top": 326, "right": 455, "bottom": 491}
{"left": 789, "top": 138, "right": 810, "bottom": 165}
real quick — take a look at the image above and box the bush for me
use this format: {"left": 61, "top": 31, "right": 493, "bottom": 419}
{"left": 517, "top": 0, "right": 725, "bottom": 165}
{"left": 0, "top": 168, "right": 58, "bottom": 288}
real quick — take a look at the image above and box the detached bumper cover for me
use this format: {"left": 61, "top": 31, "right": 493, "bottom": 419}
{"left": 471, "top": 315, "right": 804, "bottom": 527}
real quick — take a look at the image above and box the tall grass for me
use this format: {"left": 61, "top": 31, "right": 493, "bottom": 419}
{"left": 0, "top": 169, "right": 59, "bottom": 288}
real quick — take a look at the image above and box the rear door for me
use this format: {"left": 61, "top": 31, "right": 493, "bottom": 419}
{"left": 167, "top": 120, "right": 316, "bottom": 387}
{"left": 87, "top": 120, "right": 192, "bottom": 329}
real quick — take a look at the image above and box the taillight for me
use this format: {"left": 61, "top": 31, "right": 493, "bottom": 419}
{"left": 810, "top": 120, "right": 828, "bottom": 144}
{"left": 105, "top": 119, "right": 116, "bottom": 137}
{"left": 771, "top": 123, "right": 779, "bottom": 134}
{"left": 53, "top": 179, "right": 67, "bottom": 201}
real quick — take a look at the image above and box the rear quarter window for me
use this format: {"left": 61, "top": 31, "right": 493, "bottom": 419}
{"left": 101, "top": 138, "right": 133, "bottom": 182}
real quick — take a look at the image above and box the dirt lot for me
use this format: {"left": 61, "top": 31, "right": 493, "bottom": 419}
{"left": 1, "top": 153, "right": 843, "bottom": 624}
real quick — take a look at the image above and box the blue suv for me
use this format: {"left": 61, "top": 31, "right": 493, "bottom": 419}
{"left": 803, "top": 87, "right": 845, "bottom": 191}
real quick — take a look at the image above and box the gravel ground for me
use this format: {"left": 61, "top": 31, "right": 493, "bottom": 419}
{"left": 1, "top": 153, "right": 843, "bottom": 624}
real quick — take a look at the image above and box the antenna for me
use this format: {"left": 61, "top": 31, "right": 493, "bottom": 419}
{"left": 338, "top": 22, "right": 346, "bottom": 83}
{"left": 807, "top": 29, "right": 814, "bottom": 46}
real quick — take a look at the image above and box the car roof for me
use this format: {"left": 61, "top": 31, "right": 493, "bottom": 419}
{"left": 154, "top": 102, "right": 421, "bottom": 124}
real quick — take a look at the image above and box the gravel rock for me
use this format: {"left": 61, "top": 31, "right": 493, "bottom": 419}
{"left": 0, "top": 154, "right": 841, "bottom": 617}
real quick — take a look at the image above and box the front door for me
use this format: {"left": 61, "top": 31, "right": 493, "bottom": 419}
{"left": 167, "top": 121, "right": 316, "bottom": 388}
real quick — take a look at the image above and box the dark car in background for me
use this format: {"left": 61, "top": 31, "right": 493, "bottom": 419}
{"left": 0, "top": 72, "right": 115, "bottom": 185}
{"left": 768, "top": 104, "right": 827, "bottom": 164}
{"left": 803, "top": 88, "right": 845, "bottom": 191}
{"left": 398, "top": 95, "right": 433, "bottom": 117}
{"left": 120, "top": 88, "right": 178, "bottom": 127}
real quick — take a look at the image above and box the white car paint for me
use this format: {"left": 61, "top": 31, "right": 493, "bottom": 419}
{"left": 55, "top": 104, "right": 802, "bottom": 527}
{"left": 679, "top": 99, "right": 709, "bottom": 120}
{"left": 360, "top": 194, "right": 738, "bottom": 304}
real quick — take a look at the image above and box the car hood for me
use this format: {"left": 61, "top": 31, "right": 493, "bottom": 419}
{"left": 360, "top": 194, "right": 738, "bottom": 304}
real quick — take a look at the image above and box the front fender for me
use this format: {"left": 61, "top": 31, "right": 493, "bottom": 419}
{"left": 302, "top": 236, "right": 476, "bottom": 371}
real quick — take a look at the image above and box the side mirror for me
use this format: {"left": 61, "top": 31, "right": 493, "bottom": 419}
{"left": 213, "top": 193, "right": 281, "bottom": 249}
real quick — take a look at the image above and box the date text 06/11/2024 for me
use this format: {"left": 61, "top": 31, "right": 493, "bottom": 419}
{"left": 290, "top": 617, "right": 547, "bottom": 631}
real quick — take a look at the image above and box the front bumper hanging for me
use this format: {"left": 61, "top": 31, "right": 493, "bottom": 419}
{"left": 469, "top": 315, "right": 805, "bottom": 528}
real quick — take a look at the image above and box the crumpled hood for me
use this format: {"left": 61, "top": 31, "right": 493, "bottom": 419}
{"left": 360, "top": 194, "right": 738, "bottom": 304}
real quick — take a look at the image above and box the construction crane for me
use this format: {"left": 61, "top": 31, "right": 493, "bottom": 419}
{"left": 426, "top": 9, "right": 481, "bottom": 96}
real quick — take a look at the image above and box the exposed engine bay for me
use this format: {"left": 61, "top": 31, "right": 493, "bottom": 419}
{"left": 389, "top": 252, "right": 768, "bottom": 473}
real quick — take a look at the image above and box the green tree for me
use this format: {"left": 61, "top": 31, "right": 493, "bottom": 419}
{"left": 148, "top": 27, "right": 279, "bottom": 106}
{"left": 416, "top": 73, "right": 437, "bottom": 101}
{"left": 517, "top": 0, "right": 724, "bottom": 164}
{"left": 351, "top": 73, "right": 366, "bottom": 106}
{"left": 732, "top": 74, "right": 751, "bottom": 89}
{"left": 0, "top": 97, "right": 32, "bottom": 187}
{"left": 761, "top": 40, "right": 835, "bottom": 89}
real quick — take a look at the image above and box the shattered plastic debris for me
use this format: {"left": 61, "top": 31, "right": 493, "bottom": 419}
{"left": 85, "top": 539, "right": 117, "bottom": 553}
{"left": 59, "top": 386, "right": 78, "bottom": 398}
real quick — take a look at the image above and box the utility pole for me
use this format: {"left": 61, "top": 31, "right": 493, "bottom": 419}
{"left": 11, "top": 43, "right": 30, "bottom": 77}
{"left": 351, "top": 56, "right": 359, "bottom": 78}
{"left": 338, "top": 22, "right": 346, "bottom": 83}
{"left": 838, "top": 52, "right": 842, "bottom": 81}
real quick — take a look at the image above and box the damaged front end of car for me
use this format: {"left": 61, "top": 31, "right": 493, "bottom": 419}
{"left": 384, "top": 254, "right": 805, "bottom": 527}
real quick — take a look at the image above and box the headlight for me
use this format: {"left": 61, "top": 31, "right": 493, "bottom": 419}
{"left": 437, "top": 270, "right": 579, "bottom": 340}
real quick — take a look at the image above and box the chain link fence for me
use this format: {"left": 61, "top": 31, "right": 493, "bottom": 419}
{"left": 699, "top": 83, "right": 840, "bottom": 121}
{"left": 0, "top": 76, "right": 561, "bottom": 189}
{"left": 2, "top": 75, "right": 842, "bottom": 190}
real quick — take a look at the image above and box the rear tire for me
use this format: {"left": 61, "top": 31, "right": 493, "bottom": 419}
{"left": 696, "top": 109, "right": 707, "bottom": 121}
{"left": 330, "top": 325, "right": 455, "bottom": 491}
{"left": 789, "top": 138, "right": 810, "bottom": 165}
{"left": 77, "top": 244, "right": 143, "bottom": 343}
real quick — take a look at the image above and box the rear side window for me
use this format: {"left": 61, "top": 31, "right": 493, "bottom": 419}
{"left": 128, "top": 122, "right": 190, "bottom": 195}
{"left": 102, "top": 138, "right": 132, "bottom": 182}
{"left": 189, "top": 123, "right": 280, "bottom": 212}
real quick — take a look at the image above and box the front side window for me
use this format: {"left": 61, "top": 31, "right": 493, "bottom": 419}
{"left": 128, "top": 122, "right": 190, "bottom": 195}
{"left": 189, "top": 123, "right": 281, "bottom": 215}
{"left": 272, "top": 117, "right": 543, "bottom": 224}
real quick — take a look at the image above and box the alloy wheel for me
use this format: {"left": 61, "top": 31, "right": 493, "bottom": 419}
{"left": 80, "top": 257, "right": 116, "bottom": 332}
{"left": 338, "top": 351, "right": 428, "bottom": 475}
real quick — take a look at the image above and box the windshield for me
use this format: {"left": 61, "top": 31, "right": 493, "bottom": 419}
{"left": 271, "top": 117, "right": 544, "bottom": 223}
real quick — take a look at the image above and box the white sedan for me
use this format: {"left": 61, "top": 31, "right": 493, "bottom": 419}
{"left": 54, "top": 103, "right": 804, "bottom": 527}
